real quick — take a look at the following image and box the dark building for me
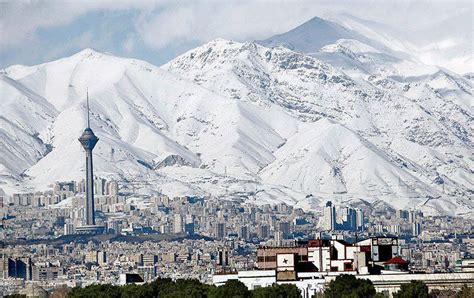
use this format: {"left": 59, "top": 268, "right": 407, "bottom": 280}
{"left": 279, "top": 221, "right": 291, "bottom": 239}
{"left": 217, "top": 249, "right": 230, "bottom": 266}
{"left": 6, "top": 257, "right": 32, "bottom": 280}
{"left": 185, "top": 222, "right": 195, "bottom": 235}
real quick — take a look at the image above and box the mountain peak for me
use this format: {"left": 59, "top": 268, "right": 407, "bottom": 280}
{"left": 301, "top": 16, "right": 331, "bottom": 26}
{"left": 257, "top": 16, "right": 358, "bottom": 53}
{"left": 72, "top": 47, "right": 107, "bottom": 58}
{"left": 2, "top": 48, "right": 109, "bottom": 74}
{"left": 258, "top": 15, "right": 394, "bottom": 56}
{"left": 201, "top": 38, "right": 236, "bottom": 49}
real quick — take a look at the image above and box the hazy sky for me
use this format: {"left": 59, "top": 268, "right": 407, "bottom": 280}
{"left": 0, "top": 0, "right": 471, "bottom": 68}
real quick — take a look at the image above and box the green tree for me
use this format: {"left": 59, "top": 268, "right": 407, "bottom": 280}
{"left": 66, "top": 278, "right": 215, "bottom": 298}
{"left": 209, "top": 279, "right": 250, "bottom": 298}
{"left": 151, "top": 278, "right": 176, "bottom": 297}
{"left": 456, "top": 285, "right": 474, "bottom": 298}
{"left": 167, "top": 279, "right": 214, "bottom": 298}
{"left": 324, "top": 274, "right": 377, "bottom": 298}
{"left": 393, "top": 280, "right": 429, "bottom": 298}
{"left": 251, "top": 283, "right": 301, "bottom": 298}
{"left": 429, "top": 288, "right": 457, "bottom": 298}
{"left": 121, "top": 283, "right": 155, "bottom": 298}
{"left": 68, "top": 284, "right": 122, "bottom": 298}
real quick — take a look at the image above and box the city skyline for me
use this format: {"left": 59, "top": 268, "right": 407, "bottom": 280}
{"left": 1, "top": 0, "right": 473, "bottom": 297}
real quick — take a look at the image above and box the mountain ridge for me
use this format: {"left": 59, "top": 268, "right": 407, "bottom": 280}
{"left": 1, "top": 18, "right": 472, "bottom": 217}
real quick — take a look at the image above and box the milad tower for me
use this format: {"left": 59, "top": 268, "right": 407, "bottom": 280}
{"left": 76, "top": 92, "right": 104, "bottom": 234}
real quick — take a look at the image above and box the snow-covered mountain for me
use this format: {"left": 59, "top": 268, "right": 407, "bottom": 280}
{"left": 329, "top": 12, "right": 473, "bottom": 75}
{"left": 1, "top": 15, "right": 472, "bottom": 216}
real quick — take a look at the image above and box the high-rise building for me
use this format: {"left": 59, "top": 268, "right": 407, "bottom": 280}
{"left": 173, "top": 214, "right": 183, "bottom": 234}
{"left": 184, "top": 220, "right": 195, "bottom": 235}
{"left": 217, "top": 249, "right": 229, "bottom": 266}
{"left": 94, "top": 177, "right": 106, "bottom": 195}
{"left": 322, "top": 202, "right": 336, "bottom": 231}
{"left": 274, "top": 231, "right": 283, "bottom": 246}
{"left": 105, "top": 180, "right": 119, "bottom": 195}
{"left": 173, "top": 213, "right": 184, "bottom": 234}
{"left": 322, "top": 203, "right": 363, "bottom": 232}
{"left": 77, "top": 179, "right": 86, "bottom": 193}
{"left": 408, "top": 210, "right": 416, "bottom": 223}
{"left": 279, "top": 221, "right": 291, "bottom": 239}
{"left": 412, "top": 222, "right": 421, "bottom": 236}
{"left": 239, "top": 226, "right": 249, "bottom": 240}
{"left": 345, "top": 207, "right": 357, "bottom": 231}
{"left": 356, "top": 209, "right": 364, "bottom": 231}
{"left": 396, "top": 209, "right": 409, "bottom": 220}
{"left": 215, "top": 222, "right": 226, "bottom": 239}
{"left": 6, "top": 257, "right": 32, "bottom": 280}
{"left": 258, "top": 225, "right": 269, "bottom": 239}
{"left": 98, "top": 251, "right": 107, "bottom": 266}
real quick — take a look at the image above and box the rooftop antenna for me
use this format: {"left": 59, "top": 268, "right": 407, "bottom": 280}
{"left": 86, "top": 88, "right": 91, "bottom": 129}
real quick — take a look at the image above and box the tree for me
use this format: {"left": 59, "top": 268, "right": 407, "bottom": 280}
{"left": 169, "top": 279, "right": 214, "bottom": 298}
{"left": 393, "top": 280, "right": 429, "bottom": 298}
{"left": 251, "top": 283, "right": 301, "bottom": 298}
{"left": 429, "top": 288, "right": 457, "bottom": 298}
{"left": 456, "top": 285, "right": 474, "bottom": 298}
{"left": 68, "top": 284, "right": 122, "bottom": 298}
{"left": 145, "top": 278, "right": 213, "bottom": 298}
{"left": 150, "top": 277, "right": 176, "bottom": 297}
{"left": 324, "top": 274, "right": 377, "bottom": 298}
{"left": 209, "top": 279, "right": 250, "bottom": 298}
{"left": 121, "top": 283, "right": 155, "bottom": 298}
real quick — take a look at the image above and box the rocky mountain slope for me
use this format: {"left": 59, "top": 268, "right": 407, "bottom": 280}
{"left": 1, "top": 16, "right": 472, "bottom": 216}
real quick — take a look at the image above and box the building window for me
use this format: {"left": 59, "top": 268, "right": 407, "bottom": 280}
{"left": 344, "top": 263, "right": 352, "bottom": 271}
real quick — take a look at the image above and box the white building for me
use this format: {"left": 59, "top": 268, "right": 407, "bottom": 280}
{"left": 214, "top": 260, "right": 474, "bottom": 297}
{"left": 213, "top": 237, "right": 474, "bottom": 296}
{"left": 321, "top": 202, "right": 364, "bottom": 231}
{"left": 173, "top": 214, "right": 183, "bottom": 234}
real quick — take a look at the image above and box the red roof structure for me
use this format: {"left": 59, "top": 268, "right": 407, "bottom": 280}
{"left": 383, "top": 257, "right": 409, "bottom": 265}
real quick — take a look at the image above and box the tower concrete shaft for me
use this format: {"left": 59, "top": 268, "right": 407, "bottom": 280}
{"left": 79, "top": 127, "right": 98, "bottom": 225}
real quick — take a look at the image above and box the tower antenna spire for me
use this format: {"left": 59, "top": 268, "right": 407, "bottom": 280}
{"left": 86, "top": 88, "right": 90, "bottom": 128}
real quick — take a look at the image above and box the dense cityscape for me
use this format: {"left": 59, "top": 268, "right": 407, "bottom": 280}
{"left": 1, "top": 177, "right": 473, "bottom": 296}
